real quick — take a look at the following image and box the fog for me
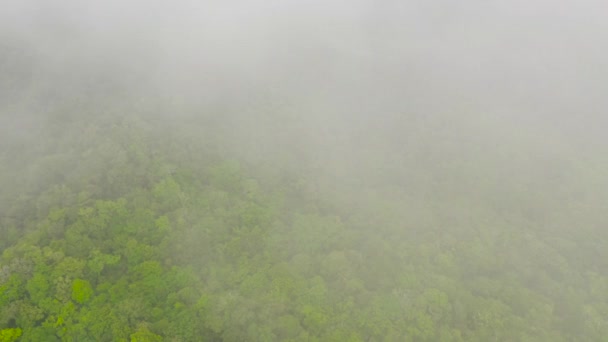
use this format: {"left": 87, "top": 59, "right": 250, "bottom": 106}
{"left": 1, "top": 0, "right": 608, "bottom": 340}
{"left": 4, "top": 2, "right": 607, "bottom": 114}
{"left": 3, "top": 0, "right": 607, "bottom": 150}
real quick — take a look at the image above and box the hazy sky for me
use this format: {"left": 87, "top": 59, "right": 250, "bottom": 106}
{"left": 2, "top": 0, "right": 607, "bottom": 145}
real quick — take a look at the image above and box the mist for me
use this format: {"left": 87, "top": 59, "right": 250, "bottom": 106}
{"left": 1, "top": 0, "right": 608, "bottom": 340}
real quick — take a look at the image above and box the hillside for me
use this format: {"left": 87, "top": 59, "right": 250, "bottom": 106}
{"left": 2, "top": 1, "right": 608, "bottom": 341}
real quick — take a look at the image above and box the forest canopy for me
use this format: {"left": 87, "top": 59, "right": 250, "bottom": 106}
{"left": 2, "top": 1, "right": 608, "bottom": 341}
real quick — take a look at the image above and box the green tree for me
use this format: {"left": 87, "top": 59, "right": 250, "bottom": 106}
{"left": 71, "top": 279, "right": 93, "bottom": 304}
{"left": 26, "top": 273, "right": 49, "bottom": 304}
{"left": 130, "top": 325, "right": 162, "bottom": 342}
{"left": 0, "top": 328, "right": 22, "bottom": 342}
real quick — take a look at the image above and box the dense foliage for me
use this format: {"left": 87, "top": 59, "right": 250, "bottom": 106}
{"left": 1, "top": 107, "right": 608, "bottom": 341}
{"left": 2, "top": 29, "right": 608, "bottom": 342}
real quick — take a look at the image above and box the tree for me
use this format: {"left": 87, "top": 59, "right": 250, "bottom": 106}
{"left": 130, "top": 325, "right": 162, "bottom": 342}
{"left": 71, "top": 279, "right": 93, "bottom": 304}
{"left": 26, "top": 273, "right": 49, "bottom": 304}
{"left": 0, "top": 328, "right": 22, "bottom": 342}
